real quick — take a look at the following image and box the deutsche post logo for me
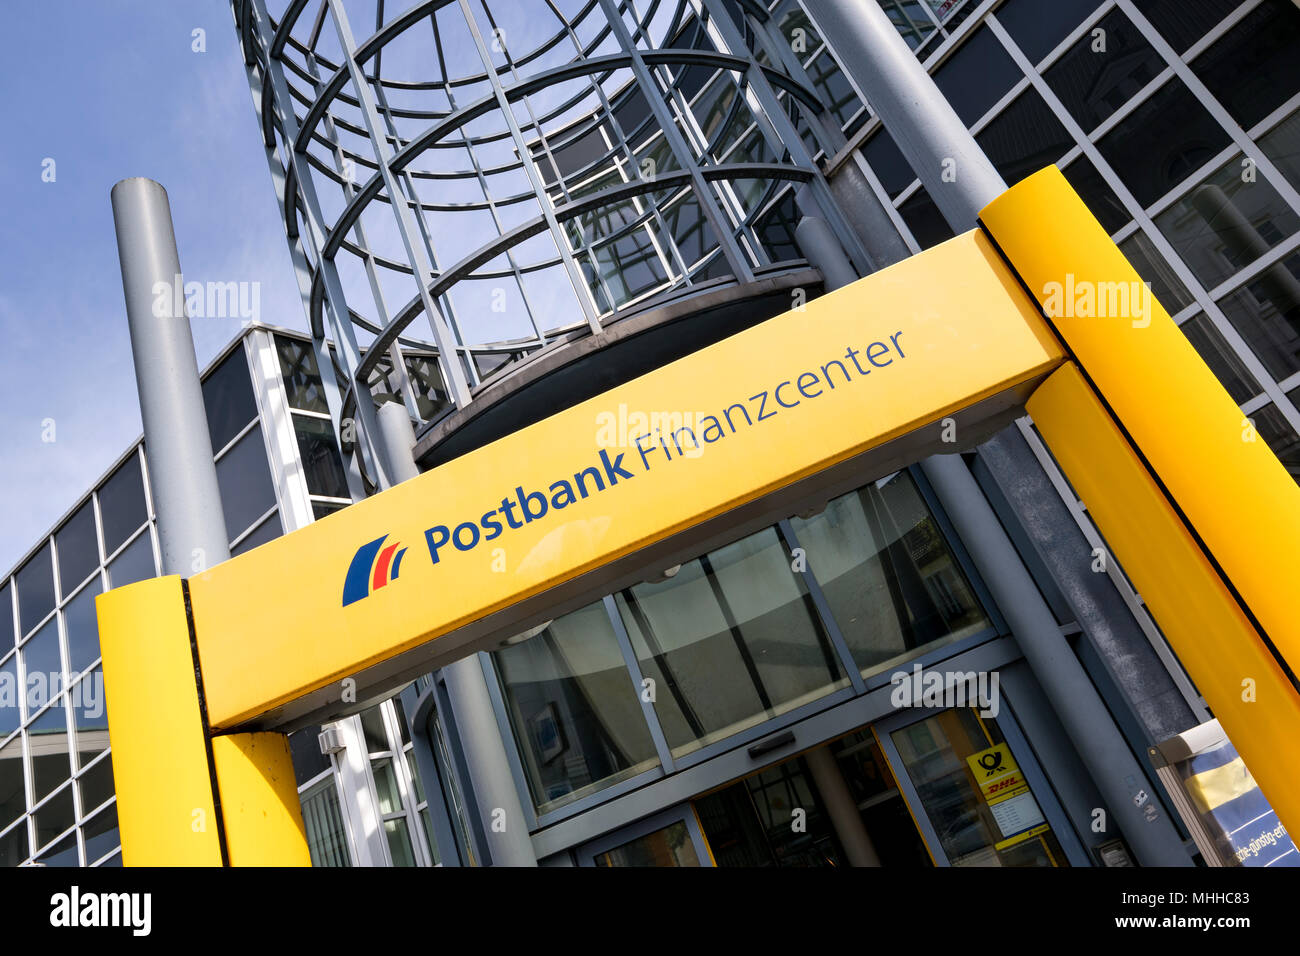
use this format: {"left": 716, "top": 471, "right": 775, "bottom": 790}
{"left": 342, "top": 535, "right": 407, "bottom": 606}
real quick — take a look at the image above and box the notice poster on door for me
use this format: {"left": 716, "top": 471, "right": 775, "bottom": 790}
{"left": 966, "top": 744, "right": 1049, "bottom": 849}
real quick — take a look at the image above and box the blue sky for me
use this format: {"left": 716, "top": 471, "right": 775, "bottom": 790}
{"left": 0, "top": 2, "right": 304, "bottom": 574}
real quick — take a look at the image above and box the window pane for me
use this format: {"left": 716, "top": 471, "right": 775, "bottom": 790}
{"left": 301, "top": 776, "right": 352, "bottom": 867}
{"left": 383, "top": 817, "right": 416, "bottom": 866}
{"left": 106, "top": 530, "right": 155, "bottom": 589}
{"left": 405, "top": 356, "right": 451, "bottom": 422}
{"left": 996, "top": 0, "right": 1099, "bottom": 64}
{"left": 1118, "top": 230, "right": 1195, "bottom": 313}
{"left": 0, "top": 655, "right": 18, "bottom": 739}
{"left": 1154, "top": 156, "right": 1299, "bottom": 289}
{"left": 360, "top": 706, "right": 389, "bottom": 754}
{"left": 0, "top": 738, "right": 23, "bottom": 833}
{"left": 202, "top": 350, "right": 259, "bottom": 454}
{"left": 372, "top": 757, "right": 403, "bottom": 816}
{"left": 1190, "top": 0, "right": 1300, "bottom": 131}
{"left": 1180, "top": 312, "right": 1262, "bottom": 403}
{"left": 595, "top": 820, "right": 701, "bottom": 867}
{"left": 98, "top": 455, "right": 147, "bottom": 557}
{"left": 55, "top": 501, "right": 99, "bottom": 598}
{"left": 77, "top": 753, "right": 114, "bottom": 813}
{"left": 877, "top": 1, "right": 937, "bottom": 51}
{"left": 20, "top": 618, "right": 61, "bottom": 708}
{"left": 231, "top": 513, "right": 282, "bottom": 557}
{"left": 72, "top": 667, "right": 109, "bottom": 757}
{"left": 288, "top": 726, "right": 330, "bottom": 787}
{"left": 34, "top": 829, "right": 78, "bottom": 867}
{"left": 312, "top": 501, "right": 348, "bottom": 521}
{"left": 1131, "top": 0, "right": 1242, "bottom": 54}
{"left": 294, "top": 416, "right": 350, "bottom": 499}
{"left": 82, "top": 803, "right": 119, "bottom": 864}
{"left": 0, "top": 583, "right": 11, "bottom": 652}
{"left": 899, "top": 185, "right": 954, "bottom": 250}
{"left": 63, "top": 577, "right": 103, "bottom": 677}
{"left": 15, "top": 544, "right": 55, "bottom": 638}
{"left": 1045, "top": 8, "right": 1165, "bottom": 133}
{"left": 29, "top": 702, "right": 70, "bottom": 803}
{"left": 215, "top": 425, "right": 277, "bottom": 543}
{"left": 1216, "top": 252, "right": 1300, "bottom": 380}
{"left": 33, "top": 783, "right": 74, "bottom": 852}
{"left": 275, "top": 336, "right": 330, "bottom": 414}
{"left": 1262, "top": 110, "right": 1300, "bottom": 194}
{"left": 0, "top": 819, "right": 27, "bottom": 867}
{"left": 494, "top": 601, "right": 658, "bottom": 813}
{"left": 791, "top": 472, "right": 991, "bottom": 677}
{"left": 974, "top": 89, "right": 1074, "bottom": 188}
{"left": 862, "top": 126, "right": 915, "bottom": 199}
{"left": 614, "top": 527, "right": 847, "bottom": 759}
{"left": 1061, "top": 156, "right": 1130, "bottom": 234}
{"left": 932, "top": 26, "right": 1021, "bottom": 127}
{"left": 1096, "top": 79, "right": 1232, "bottom": 207}
{"left": 1252, "top": 404, "right": 1300, "bottom": 484}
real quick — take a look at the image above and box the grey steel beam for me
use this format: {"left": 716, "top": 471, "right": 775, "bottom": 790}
{"left": 110, "top": 178, "right": 231, "bottom": 576}
{"left": 803, "top": 0, "right": 1006, "bottom": 228}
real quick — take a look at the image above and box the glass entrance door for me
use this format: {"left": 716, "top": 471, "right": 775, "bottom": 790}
{"left": 876, "top": 707, "right": 1072, "bottom": 867}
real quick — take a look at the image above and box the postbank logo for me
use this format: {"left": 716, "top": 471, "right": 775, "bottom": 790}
{"left": 342, "top": 535, "right": 408, "bottom": 606}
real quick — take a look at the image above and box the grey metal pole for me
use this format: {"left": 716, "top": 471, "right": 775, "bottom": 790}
{"left": 111, "top": 178, "right": 231, "bottom": 576}
{"left": 802, "top": 0, "right": 1006, "bottom": 229}
{"left": 795, "top": 215, "right": 859, "bottom": 291}
{"left": 920, "top": 455, "right": 1191, "bottom": 866}
{"left": 372, "top": 400, "right": 538, "bottom": 866}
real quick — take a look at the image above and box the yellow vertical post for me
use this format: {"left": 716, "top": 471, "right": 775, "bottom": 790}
{"left": 97, "top": 575, "right": 312, "bottom": 866}
{"left": 96, "top": 576, "right": 224, "bottom": 866}
{"left": 211, "top": 733, "right": 312, "bottom": 867}
{"left": 1027, "top": 364, "right": 1300, "bottom": 837}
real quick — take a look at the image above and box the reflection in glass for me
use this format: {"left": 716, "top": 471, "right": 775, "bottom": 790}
{"left": 301, "top": 776, "right": 351, "bottom": 866}
{"left": 64, "top": 577, "right": 103, "bottom": 677}
{"left": 1217, "top": 253, "right": 1300, "bottom": 381}
{"left": 1119, "top": 230, "right": 1194, "bottom": 314}
{"left": 82, "top": 803, "right": 119, "bottom": 864}
{"left": 0, "top": 738, "right": 23, "bottom": 833}
{"left": 1189, "top": 0, "right": 1300, "bottom": 130}
{"left": 792, "top": 472, "right": 990, "bottom": 678}
{"left": 996, "top": 0, "right": 1099, "bottom": 64}
{"left": 106, "top": 530, "right": 155, "bottom": 588}
{"left": 1155, "top": 157, "right": 1299, "bottom": 290}
{"left": 1044, "top": 8, "right": 1164, "bottom": 132}
{"left": 294, "top": 416, "right": 350, "bottom": 499}
{"left": 55, "top": 501, "right": 99, "bottom": 598}
{"left": 614, "top": 527, "right": 846, "bottom": 759}
{"left": 383, "top": 818, "right": 416, "bottom": 867}
{"left": 275, "top": 335, "right": 330, "bottom": 413}
{"left": 1251, "top": 404, "right": 1300, "bottom": 485}
{"left": 891, "top": 709, "right": 1066, "bottom": 867}
{"left": 15, "top": 544, "right": 55, "bottom": 638}
{"left": 202, "top": 351, "right": 259, "bottom": 454}
{"left": 1179, "top": 312, "right": 1261, "bottom": 403}
{"left": 98, "top": 455, "right": 147, "bottom": 557}
{"left": 33, "top": 784, "right": 75, "bottom": 855}
{"left": 495, "top": 602, "right": 658, "bottom": 813}
{"left": 30, "top": 702, "right": 70, "bottom": 802}
{"left": 595, "top": 820, "right": 700, "bottom": 866}
{"left": 215, "top": 425, "right": 277, "bottom": 543}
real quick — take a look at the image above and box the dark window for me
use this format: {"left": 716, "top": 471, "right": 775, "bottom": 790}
{"left": 15, "top": 544, "right": 55, "bottom": 638}
{"left": 275, "top": 336, "right": 330, "bottom": 414}
{"left": 295, "top": 416, "right": 350, "bottom": 499}
{"left": 215, "top": 425, "right": 278, "bottom": 543}
{"left": 0, "top": 656, "right": 18, "bottom": 737}
{"left": 0, "top": 583, "right": 12, "bottom": 651}
{"left": 1132, "top": 0, "right": 1248, "bottom": 54}
{"left": 0, "top": 739, "right": 23, "bottom": 833}
{"left": 202, "top": 350, "right": 259, "bottom": 454}
{"left": 33, "top": 782, "right": 74, "bottom": 851}
{"left": 899, "top": 185, "right": 955, "bottom": 250}
{"left": 1096, "top": 78, "right": 1231, "bottom": 207}
{"left": 863, "top": 126, "right": 916, "bottom": 199}
{"left": 0, "top": 815, "right": 27, "bottom": 867}
{"left": 932, "top": 26, "right": 1022, "bottom": 127}
{"left": 55, "top": 501, "right": 99, "bottom": 598}
{"left": 289, "top": 726, "right": 331, "bottom": 787}
{"left": 231, "top": 513, "right": 283, "bottom": 557}
{"left": 106, "top": 531, "right": 155, "bottom": 589}
{"left": 974, "top": 89, "right": 1075, "bottom": 188}
{"left": 1119, "top": 230, "right": 1195, "bottom": 313}
{"left": 77, "top": 754, "right": 114, "bottom": 814}
{"left": 1180, "top": 312, "right": 1261, "bottom": 403}
{"left": 64, "top": 577, "right": 103, "bottom": 677}
{"left": 82, "top": 805, "right": 119, "bottom": 864}
{"left": 405, "top": 357, "right": 451, "bottom": 422}
{"left": 1045, "top": 8, "right": 1166, "bottom": 133}
{"left": 30, "top": 704, "right": 70, "bottom": 803}
{"left": 1216, "top": 252, "right": 1300, "bottom": 381}
{"left": 1062, "top": 156, "right": 1130, "bottom": 234}
{"left": 1191, "top": 0, "right": 1300, "bottom": 131}
{"left": 313, "top": 501, "right": 348, "bottom": 521}
{"left": 996, "top": 0, "right": 1101, "bottom": 63}
{"left": 97, "top": 455, "right": 147, "bottom": 557}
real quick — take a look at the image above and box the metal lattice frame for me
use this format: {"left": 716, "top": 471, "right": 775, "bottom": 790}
{"left": 231, "top": 0, "right": 858, "bottom": 487}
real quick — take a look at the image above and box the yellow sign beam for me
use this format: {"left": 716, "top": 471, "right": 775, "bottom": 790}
{"left": 982, "top": 166, "right": 1300, "bottom": 684}
{"left": 188, "top": 230, "right": 1063, "bottom": 730}
{"left": 1027, "top": 364, "right": 1300, "bottom": 837}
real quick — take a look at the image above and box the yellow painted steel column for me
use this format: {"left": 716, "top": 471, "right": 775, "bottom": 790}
{"left": 1027, "top": 364, "right": 1300, "bottom": 837}
{"left": 211, "top": 733, "right": 311, "bottom": 867}
{"left": 982, "top": 166, "right": 1300, "bottom": 680}
{"left": 96, "top": 576, "right": 224, "bottom": 866}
